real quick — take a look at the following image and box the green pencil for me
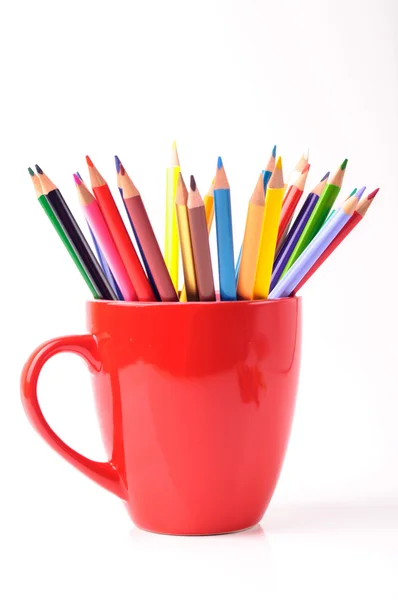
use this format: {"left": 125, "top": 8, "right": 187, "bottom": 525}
{"left": 281, "top": 158, "right": 348, "bottom": 276}
{"left": 28, "top": 167, "right": 100, "bottom": 298}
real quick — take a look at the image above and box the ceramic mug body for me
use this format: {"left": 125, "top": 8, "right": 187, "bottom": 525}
{"left": 21, "top": 298, "right": 302, "bottom": 535}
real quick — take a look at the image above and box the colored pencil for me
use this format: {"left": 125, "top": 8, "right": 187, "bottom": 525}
{"left": 277, "top": 163, "right": 310, "bottom": 246}
{"left": 252, "top": 156, "right": 285, "bottom": 299}
{"left": 180, "top": 178, "right": 215, "bottom": 302}
{"left": 76, "top": 172, "right": 123, "bottom": 300}
{"left": 269, "top": 189, "right": 361, "bottom": 299}
{"left": 271, "top": 172, "right": 329, "bottom": 290}
{"left": 187, "top": 176, "right": 216, "bottom": 302}
{"left": 284, "top": 149, "right": 309, "bottom": 194}
{"left": 74, "top": 174, "right": 137, "bottom": 301}
{"left": 118, "top": 164, "right": 178, "bottom": 302}
{"left": 175, "top": 173, "right": 198, "bottom": 301}
{"left": 291, "top": 188, "right": 378, "bottom": 294}
{"left": 86, "top": 156, "right": 155, "bottom": 302}
{"left": 282, "top": 158, "right": 348, "bottom": 275}
{"left": 115, "top": 157, "right": 160, "bottom": 301}
{"left": 29, "top": 168, "right": 100, "bottom": 299}
{"left": 35, "top": 165, "right": 117, "bottom": 301}
{"left": 324, "top": 186, "right": 359, "bottom": 224}
{"left": 214, "top": 157, "right": 236, "bottom": 301}
{"left": 237, "top": 173, "right": 266, "bottom": 300}
{"left": 165, "top": 141, "right": 180, "bottom": 292}
{"left": 235, "top": 145, "right": 276, "bottom": 282}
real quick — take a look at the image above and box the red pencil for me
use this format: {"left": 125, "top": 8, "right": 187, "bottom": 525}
{"left": 291, "top": 188, "right": 379, "bottom": 295}
{"left": 277, "top": 164, "right": 310, "bottom": 246}
{"left": 86, "top": 156, "right": 156, "bottom": 302}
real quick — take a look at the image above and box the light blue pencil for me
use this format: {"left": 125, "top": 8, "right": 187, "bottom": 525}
{"left": 214, "top": 157, "right": 236, "bottom": 300}
{"left": 235, "top": 145, "right": 276, "bottom": 282}
{"left": 269, "top": 187, "right": 365, "bottom": 299}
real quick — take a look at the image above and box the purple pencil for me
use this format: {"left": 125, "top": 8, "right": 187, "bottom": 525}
{"left": 270, "top": 173, "right": 329, "bottom": 290}
{"left": 269, "top": 187, "right": 365, "bottom": 299}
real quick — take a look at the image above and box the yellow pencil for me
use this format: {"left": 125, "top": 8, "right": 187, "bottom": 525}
{"left": 252, "top": 156, "right": 285, "bottom": 299}
{"left": 175, "top": 173, "right": 198, "bottom": 301}
{"left": 165, "top": 141, "right": 180, "bottom": 292}
{"left": 237, "top": 174, "right": 265, "bottom": 300}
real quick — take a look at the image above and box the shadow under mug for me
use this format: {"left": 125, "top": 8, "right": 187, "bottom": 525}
{"left": 21, "top": 297, "right": 302, "bottom": 535}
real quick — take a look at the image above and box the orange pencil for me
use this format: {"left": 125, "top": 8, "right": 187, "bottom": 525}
{"left": 237, "top": 174, "right": 266, "bottom": 300}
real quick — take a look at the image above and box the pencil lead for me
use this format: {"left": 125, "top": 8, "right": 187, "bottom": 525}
{"left": 85, "top": 155, "right": 94, "bottom": 168}
{"left": 275, "top": 156, "right": 282, "bottom": 170}
{"left": 73, "top": 173, "right": 82, "bottom": 186}
{"left": 302, "top": 163, "right": 310, "bottom": 174}
{"left": 35, "top": 164, "right": 43, "bottom": 175}
{"left": 367, "top": 188, "right": 380, "bottom": 200}
{"left": 217, "top": 156, "right": 223, "bottom": 170}
{"left": 356, "top": 186, "right": 366, "bottom": 200}
{"left": 76, "top": 172, "right": 83, "bottom": 181}
{"left": 321, "top": 172, "right": 330, "bottom": 182}
{"left": 115, "top": 155, "right": 121, "bottom": 174}
{"left": 190, "top": 175, "right": 197, "bottom": 191}
{"left": 340, "top": 158, "right": 348, "bottom": 170}
{"left": 28, "top": 167, "right": 34, "bottom": 176}
{"left": 272, "top": 145, "right": 277, "bottom": 158}
{"left": 349, "top": 188, "right": 357, "bottom": 197}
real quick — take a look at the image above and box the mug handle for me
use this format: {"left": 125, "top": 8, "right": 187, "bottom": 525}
{"left": 20, "top": 334, "right": 127, "bottom": 500}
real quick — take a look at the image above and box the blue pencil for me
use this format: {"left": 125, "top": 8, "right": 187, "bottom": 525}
{"left": 214, "top": 157, "right": 236, "bottom": 301}
{"left": 269, "top": 188, "right": 364, "bottom": 299}
{"left": 115, "top": 156, "right": 161, "bottom": 301}
{"left": 235, "top": 145, "right": 276, "bottom": 282}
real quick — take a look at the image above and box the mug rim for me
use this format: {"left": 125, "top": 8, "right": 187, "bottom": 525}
{"left": 87, "top": 296, "right": 301, "bottom": 308}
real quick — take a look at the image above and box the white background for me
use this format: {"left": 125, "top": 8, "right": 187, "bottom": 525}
{"left": 1, "top": 0, "right": 398, "bottom": 598}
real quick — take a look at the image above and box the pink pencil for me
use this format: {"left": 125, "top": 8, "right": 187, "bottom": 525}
{"left": 73, "top": 174, "right": 137, "bottom": 301}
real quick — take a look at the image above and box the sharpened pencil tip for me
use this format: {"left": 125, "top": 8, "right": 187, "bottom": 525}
{"left": 115, "top": 155, "right": 121, "bottom": 173}
{"left": 275, "top": 156, "right": 282, "bottom": 170}
{"left": 272, "top": 145, "right": 277, "bottom": 158}
{"left": 76, "top": 172, "right": 83, "bottom": 181}
{"left": 85, "top": 155, "right": 94, "bottom": 168}
{"left": 356, "top": 186, "right": 366, "bottom": 200}
{"left": 120, "top": 163, "right": 125, "bottom": 176}
{"left": 217, "top": 156, "right": 223, "bottom": 170}
{"left": 302, "top": 163, "right": 310, "bottom": 174}
{"left": 367, "top": 188, "right": 380, "bottom": 200}
{"left": 340, "top": 158, "right": 348, "bottom": 170}
{"left": 190, "top": 175, "right": 196, "bottom": 191}
{"left": 35, "top": 164, "right": 43, "bottom": 175}
{"left": 73, "top": 173, "right": 82, "bottom": 186}
{"left": 321, "top": 172, "right": 330, "bottom": 182}
{"left": 349, "top": 188, "right": 357, "bottom": 197}
{"left": 28, "top": 167, "right": 34, "bottom": 176}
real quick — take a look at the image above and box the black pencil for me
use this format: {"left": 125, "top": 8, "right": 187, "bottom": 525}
{"left": 35, "top": 165, "right": 117, "bottom": 301}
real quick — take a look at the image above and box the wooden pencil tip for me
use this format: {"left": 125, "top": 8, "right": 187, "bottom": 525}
{"left": 76, "top": 172, "right": 83, "bottom": 181}
{"left": 302, "top": 163, "right": 310, "bottom": 174}
{"left": 275, "top": 156, "right": 282, "bottom": 170}
{"left": 349, "top": 188, "right": 357, "bottom": 197}
{"left": 217, "top": 156, "right": 223, "bottom": 169}
{"left": 190, "top": 175, "right": 196, "bottom": 191}
{"left": 28, "top": 167, "right": 34, "bottom": 176}
{"left": 85, "top": 155, "right": 94, "bottom": 168}
{"left": 272, "top": 144, "right": 277, "bottom": 158}
{"left": 170, "top": 142, "right": 180, "bottom": 167}
{"left": 115, "top": 155, "right": 121, "bottom": 173}
{"left": 73, "top": 173, "right": 82, "bottom": 186}
{"left": 303, "top": 148, "right": 310, "bottom": 160}
{"left": 35, "top": 164, "right": 43, "bottom": 175}
{"left": 367, "top": 188, "right": 380, "bottom": 200}
{"left": 321, "top": 172, "right": 330, "bottom": 182}
{"left": 340, "top": 158, "right": 348, "bottom": 170}
{"left": 355, "top": 186, "right": 366, "bottom": 200}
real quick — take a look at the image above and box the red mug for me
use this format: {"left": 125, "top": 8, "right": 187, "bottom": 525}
{"left": 21, "top": 298, "right": 302, "bottom": 535}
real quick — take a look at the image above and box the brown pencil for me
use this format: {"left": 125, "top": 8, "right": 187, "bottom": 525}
{"left": 175, "top": 173, "right": 198, "bottom": 301}
{"left": 119, "top": 162, "right": 178, "bottom": 302}
{"left": 187, "top": 176, "right": 216, "bottom": 302}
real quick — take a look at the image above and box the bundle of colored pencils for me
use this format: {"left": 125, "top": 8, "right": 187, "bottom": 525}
{"left": 28, "top": 144, "right": 379, "bottom": 302}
